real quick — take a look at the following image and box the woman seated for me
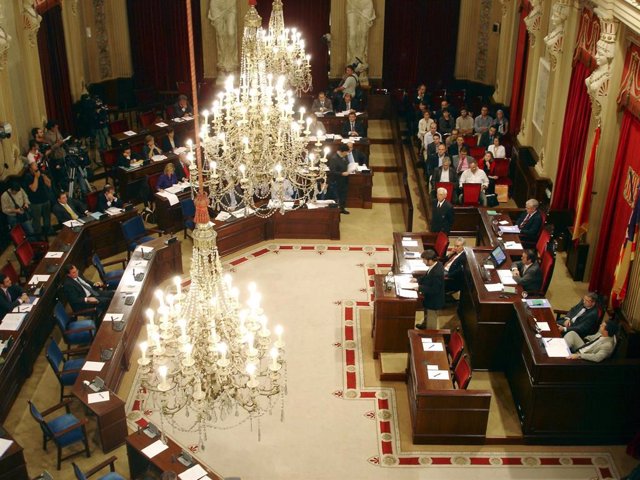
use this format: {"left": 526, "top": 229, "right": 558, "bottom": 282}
{"left": 488, "top": 136, "right": 506, "bottom": 158}
{"left": 157, "top": 163, "right": 178, "bottom": 190}
{"left": 494, "top": 109, "right": 509, "bottom": 135}
{"left": 482, "top": 151, "right": 497, "bottom": 194}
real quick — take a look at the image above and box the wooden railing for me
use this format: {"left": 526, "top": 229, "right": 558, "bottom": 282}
{"left": 390, "top": 99, "right": 414, "bottom": 231}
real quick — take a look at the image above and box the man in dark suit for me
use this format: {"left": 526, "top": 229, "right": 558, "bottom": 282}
{"left": 557, "top": 292, "right": 601, "bottom": 338}
{"left": 117, "top": 146, "right": 139, "bottom": 168}
{"left": 415, "top": 249, "right": 445, "bottom": 330}
{"left": 311, "top": 91, "right": 334, "bottom": 113}
{"left": 431, "top": 157, "right": 458, "bottom": 195}
{"left": 346, "top": 141, "right": 368, "bottom": 167}
{"left": 327, "top": 144, "right": 351, "bottom": 214}
{"left": 511, "top": 249, "right": 542, "bottom": 293}
{"left": 516, "top": 198, "right": 543, "bottom": 245}
{"left": 161, "top": 127, "right": 181, "bottom": 152}
{"left": 443, "top": 237, "right": 466, "bottom": 293}
{"left": 97, "top": 184, "right": 123, "bottom": 212}
{"left": 431, "top": 187, "right": 454, "bottom": 234}
{"left": 478, "top": 125, "right": 499, "bottom": 148}
{"left": 174, "top": 153, "right": 192, "bottom": 182}
{"left": 62, "top": 264, "right": 113, "bottom": 316}
{"left": 341, "top": 112, "right": 366, "bottom": 138}
{"left": 0, "top": 274, "right": 29, "bottom": 320}
{"left": 52, "top": 191, "right": 88, "bottom": 224}
{"left": 173, "top": 95, "right": 193, "bottom": 118}
{"left": 337, "top": 93, "right": 360, "bottom": 112}
{"left": 448, "top": 134, "right": 469, "bottom": 160}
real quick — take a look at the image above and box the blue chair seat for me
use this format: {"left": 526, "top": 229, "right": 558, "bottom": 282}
{"left": 100, "top": 473, "right": 126, "bottom": 480}
{"left": 185, "top": 219, "right": 195, "bottom": 230}
{"left": 67, "top": 320, "right": 96, "bottom": 345}
{"left": 128, "top": 235, "right": 154, "bottom": 251}
{"left": 48, "top": 413, "right": 85, "bottom": 447}
{"left": 104, "top": 269, "right": 124, "bottom": 289}
{"left": 60, "top": 357, "right": 85, "bottom": 385}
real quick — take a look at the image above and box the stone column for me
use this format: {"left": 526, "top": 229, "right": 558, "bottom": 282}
{"left": 104, "top": 0, "right": 132, "bottom": 78}
{"left": 492, "top": 0, "right": 518, "bottom": 104}
{"left": 538, "top": 0, "right": 580, "bottom": 179}
{"left": 61, "top": 0, "right": 88, "bottom": 100}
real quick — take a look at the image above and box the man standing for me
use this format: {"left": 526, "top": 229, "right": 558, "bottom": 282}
{"left": 431, "top": 187, "right": 454, "bottom": 234}
{"left": 557, "top": 292, "right": 600, "bottom": 337}
{"left": 415, "top": 249, "right": 445, "bottom": 330}
{"left": 333, "top": 65, "right": 358, "bottom": 99}
{"left": 328, "top": 144, "right": 351, "bottom": 215}
{"left": 23, "top": 160, "right": 53, "bottom": 238}
{"left": 511, "top": 249, "right": 542, "bottom": 293}
{"left": 62, "top": 264, "right": 114, "bottom": 316}
{"left": 565, "top": 320, "right": 618, "bottom": 362}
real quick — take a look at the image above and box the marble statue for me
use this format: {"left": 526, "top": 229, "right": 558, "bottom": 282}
{"left": 208, "top": 0, "right": 238, "bottom": 82}
{"left": 544, "top": 0, "right": 570, "bottom": 70}
{"left": 346, "top": 0, "right": 376, "bottom": 85}
{"left": 22, "top": 0, "right": 41, "bottom": 47}
{"left": 0, "top": 26, "right": 10, "bottom": 71}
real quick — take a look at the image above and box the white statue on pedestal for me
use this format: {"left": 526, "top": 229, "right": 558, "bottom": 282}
{"left": 544, "top": 0, "right": 570, "bottom": 70}
{"left": 22, "top": 0, "right": 41, "bottom": 47}
{"left": 346, "top": 0, "right": 376, "bottom": 85}
{"left": 208, "top": 0, "right": 238, "bottom": 84}
{"left": 0, "top": 26, "right": 11, "bottom": 71}
{"left": 585, "top": 38, "right": 615, "bottom": 119}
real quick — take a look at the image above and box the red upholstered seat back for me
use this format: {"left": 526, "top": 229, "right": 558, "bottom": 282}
{"left": 453, "top": 354, "right": 472, "bottom": 390}
{"left": 435, "top": 182, "right": 454, "bottom": 202}
{"left": 462, "top": 183, "right": 481, "bottom": 205}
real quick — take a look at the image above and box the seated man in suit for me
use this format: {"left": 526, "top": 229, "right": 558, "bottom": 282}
{"left": 97, "top": 184, "right": 123, "bottom": 212}
{"left": 430, "top": 187, "right": 454, "bottom": 234}
{"left": 0, "top": 274, "right": 30, "bottom": 320}
{"left": 174, "top": 152, "right": 192, "bottom": 182}
{"left": 52, "top": 191, "right": 88, "bottom": 224}
{"left": 337, "top": 93, "right": 360, "bottom": 113}
{"left": 346, "top": 141, "right": 368, "bottom": 166}
{"left": 143, "top": 135, "right": 163, "bottom": 162}
{"left": 557, "top": 292, "right": 600, "bottom": 337}
{"left": 62, "top": 264, "right": 113, "bottom": 316}
{"left": 311, "top": 91, "right": 333, "bottom": 113}
{"left": 443, "top": 237, "right": 466, "bottom": 293}
{"left": 161, "top": 127, "right": 181, "bottom": 152}
{"left": 511, "top": 249, "right": 542, "bottom": 293}
{"left": 478, "top": 125, "right": 499, "bottom": 148}
{"left": 173, "top": 94, "right": 193, "bottom": 118}
{"left": 117, "top": 146, "right": 140, "bottom": 168}
{"left": 565, "top": 319, "right": 619, "bottom": 362}
{"left": 341, "top": 112, "right": 366, "bottom": 138}
{"left": 458, "top": 160, "right": 488, "bottom": 205}
{"left": 516, "top": 198, "right": 543, "bottom": 245}
{"left": 448, "top": 133, "right": 469, "bottom": 159}
{"left": 431, "top": 157, "right": 458, "bottom": 197}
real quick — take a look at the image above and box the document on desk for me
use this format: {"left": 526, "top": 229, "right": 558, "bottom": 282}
{"left": 397, "top": 289, "right": 418, "bottom": 299}
{"left": 0, "top": 438, "right": 13, "bottom": 458}
{"left": 136, "top": 246, "right": 154, "bottom": 254}
{"left": 179, "top": 464, "right": 208, "bottom": 480}
{"left": 0, "top": 313, "right": 25, "bottom": 331}
{"left": 543, "top": 338, "right": 571, "bottom": 357}
{"left": 123, "top": 130, "right": 137, "bottom": 136}
{"left": 87, "top": 391, "right": 110, "bottom": 404}
{"left": 45, "top": 251, "right": 64, "bottom": 258}
{"left": 104, "top": 313, "right": 124, "bottom": 322}
{"left": 82, "top": 361, "right": 105, "bottom": 372}
{"left": 428, "top": 369, "right": 450, "bottom": 380}
{"left": 120, "top": 283, "right": 140, "bottom": 294}
{"left": 215, "top": 211, "right": 232, "bottom": 221}
{"left": 63, "top": 219, "right": 84, "bottom": 227}
{"left": 406, "top": 259, "right": 428, "bottom": 273}
{"left": 504, "top": 241, "right": 523, "bottom": 250}
{"left": 499, "top": 225, "right": 520, "bottom": 234}
{"left": 497, "top": 270, "right": 517, "bottom": 285}
{"left": 106, "top": 207, "right": 124, "bottom": 216}
{"left": 151, "top": 154, "right": 167, "bottom": 162}
{"left": 422, "top": 342, "right": 444, "bottom": 352}
{"left": 156, "top": 190, "right": 179, "bottom": 206}
{"left": 485, "top": 283, "right": 504, "bottom": 292}
{"left": 498, "top": 220, "right": 510, "bottom": 225}
{"left": 536, "top": 322, "right": 551, "bottom": 332}
{"left": 130, "top": 259, "right": 149, "bottom": 268}
{"left": 165, "top": 183, "right": 188, "bottom": 194}
{"left": 357, "top": 164, "right": 370, "bottom": 171}
{"left": 402, "top": 238, "right": 419, "bottom": 247}
{"left": 142, "top": 439, "right": 169, "bottom": 458}
{"left": 526, "top": 298, "right": 551, "bottom": 308}
{"left": 155, "top": 122, "right": 168, "bottom": 127}
{"left": 28, "top": 274, "right": 50, "bottom": 285}
{"left": 12, "top": 303, "right": 33, "bottom": 313}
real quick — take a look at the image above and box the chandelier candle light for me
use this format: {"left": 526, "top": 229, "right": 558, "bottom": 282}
{"left": 193, "top": 1, "right": 325, "bottom": 217}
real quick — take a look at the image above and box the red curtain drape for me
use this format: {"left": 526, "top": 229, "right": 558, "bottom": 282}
{"left": 549, "top": 62, "right": 593, "bottom": 211}
{"left": 382, "top": 0, "right": 460, "bottom": 91}
{"left": 509, "top": 1, "right": 530, "bottom": 135}
{"left": 37, "top": 5, "right": 74, "bottom": 135}
{"left": 589, "top": 112, "right": 640, "bottom": 297}
{"left": 256, "top": 0, "right": 330, "bottom": 93}
{"left": 617, "top": 43, "right": 640, "bottom": 119}
{"left": 127, "top": 0, "right": 203, "bottom": 93}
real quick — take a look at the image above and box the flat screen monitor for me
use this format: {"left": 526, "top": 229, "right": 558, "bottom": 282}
{"left": 490, "top": 245, "right": 507, "bottom": 268}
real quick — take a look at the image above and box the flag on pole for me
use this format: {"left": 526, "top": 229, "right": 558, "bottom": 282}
{"left": 572, "top": 126, "right": 601, "bottom": 241}
{"left": 611, "top": 184, "right": 640, "bottom": 307}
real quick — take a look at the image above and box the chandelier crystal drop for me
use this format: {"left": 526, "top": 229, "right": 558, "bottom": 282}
{"left": 260, "top": 0, "right": 312, "bottom": 94}
{"left": 192, "top": 2, "right": 325, "bottom": 218}
{"left": 137, "top": 216, "right": 286, "bottom": 442}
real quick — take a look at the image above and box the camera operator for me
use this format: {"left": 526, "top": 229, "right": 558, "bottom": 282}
{"left": 1, "top": 181, "right": 36, "bottom": 238}
{"left": 44, "top": 120, "right": 69, "bottom": 190}
{"left": 93, "top": 96, "right": 110, "bottom": 151}
{"left": 64, "top": 140, "right": 92, "bottom": 195}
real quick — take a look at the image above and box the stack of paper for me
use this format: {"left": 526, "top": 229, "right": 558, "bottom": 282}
{"left": 485, "top": 283, "right": 503, "bottom": 292}
{"left": 526, "top": 298, "right": 551, "bottom": 308}
{"left": 499, "top": 225, "right": 520, "bottom": 234}
{"left": 156, "top": 191, "right": 179, "bottom": 206}
{"left": 427, "top": 369, "right": 450, "bottom": 380}
{"left": 63, "top": 219, "right": 84, "bottom": 228}
{"left": 504, "top": 241, "right": 523, "bottom": 250}
{"left": 498, "top": 220, "right": 510, "bottom": 225}
{"left": 215, "top": 212, "right": 232, "bottom": 221}
{"left": 28, "top": 274, "right": 50, "bottom": 285}
{"left": 151, "top": 155, "right": 167, "bottom": 162}
{"left": 0, "top": 313, "right": 26, "bottom": 331}
{"left": 174, "top": 147, "right": 188, "bottom": 154}
{"left": 106, "top": 207, "right": 124, "bottom": 216}
{"left": 401, "top": 237, "right": 419, "bottom": 247}
{"left": 165, "top": 183, "right": 188, "bottom": 194}
{"left": 88, "top": 391, "right": 110, "bottom": 404}
{"left": 421, "top": 340, "right": 444, "bottom": 352}
{"left": 357, "top": 165, "right": 370, "bottom": 171}
{"left": 137, "top": 246, "right": 154, "bottom": 254}
{"left": 155, "top": 122, "right": 169, "bottom": 127}
{"left": 179, "top": 464, "right": 208, "bottom": 480}
{"left": 543, "top": 338, "right": 571, "bottom": 357}
{"left": 406, "top": 259, "right": 428, "bottom": 273}
{"left": 497, "top": 269, "right": 517, "bottom": 285}
{"left": 12, "top": 303, "right": 33, "bottom": 313}
{"left": 142, "top": 439, "right": 169, "bottom": 458}
{"left": 45, "top": 251, "right": 64, "bottom": 258}
{"left": 536, "top": 322, "right": 551, "bottom": 332}
{"left": 123, "top": 130, "right": 137, "bottom": 136}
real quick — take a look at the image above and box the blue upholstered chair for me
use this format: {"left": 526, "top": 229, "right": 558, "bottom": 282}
{"left": 120, "top": 215, "right": 161, "bottom": 257}
{"left": 91, "top": 253, "right": 126, "bottom": 289}
{"left": 72, "top": 456, "right": 126, "bottom": 480}
{"left": 54, "top": 302, "right": 96, "bottom": 349}
{"left": 45, "top": 338, "right": 86, "bottom": 402}
{"left": 28, "top": 400, "right": 91, "bottom": 470}
{"left": 180, "top": 198, "right": 196, "bottom": 239}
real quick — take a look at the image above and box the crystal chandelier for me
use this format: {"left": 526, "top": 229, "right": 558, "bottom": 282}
{"left": 137, "top": 215, "right": 286, "bottom": 443}
{"left": 260, "top": 0, "right": 312, "bottom": 94}
{"left": 193, "top": 2, "right": 325, "bottom": 217}
{"left": 135, "top": 0, "right": 286, "bottom": 444}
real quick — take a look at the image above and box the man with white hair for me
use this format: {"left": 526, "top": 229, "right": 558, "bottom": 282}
{"left": 443, "top": 237, "right": 466, "bottom": 293}
{"left": 431, "top": 187, "right": 454, "bottom": 234}
{"left": 516, "top": 198, "right": 543, "bottom": 245}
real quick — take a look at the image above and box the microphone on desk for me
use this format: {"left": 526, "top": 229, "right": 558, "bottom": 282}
{"left": 101, "top": 345, "right": 114, "bottom": 360}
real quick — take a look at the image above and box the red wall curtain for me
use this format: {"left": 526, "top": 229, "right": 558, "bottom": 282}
{"left": 617, "top": 43, "right": 640, "bottom": 119}
{"left": 382, "top": 0, "right": 460, "bottom": 91}
{"left": 256, "top": 0, "right": 330, "bottom": 93}
{"left": 37, "top": 5, "right": 74, "bottom": 135}
{"left": 508, "top": 1, "right": 530, "bottom": 135}
{"left": 127, "top": 0, "right": 203, "bottom": 92}
{"left": 550, "top": 61, "right": 593, "bottom": 211}
{"left": 589, "top": 112, "right": 640, "bottom": 297}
